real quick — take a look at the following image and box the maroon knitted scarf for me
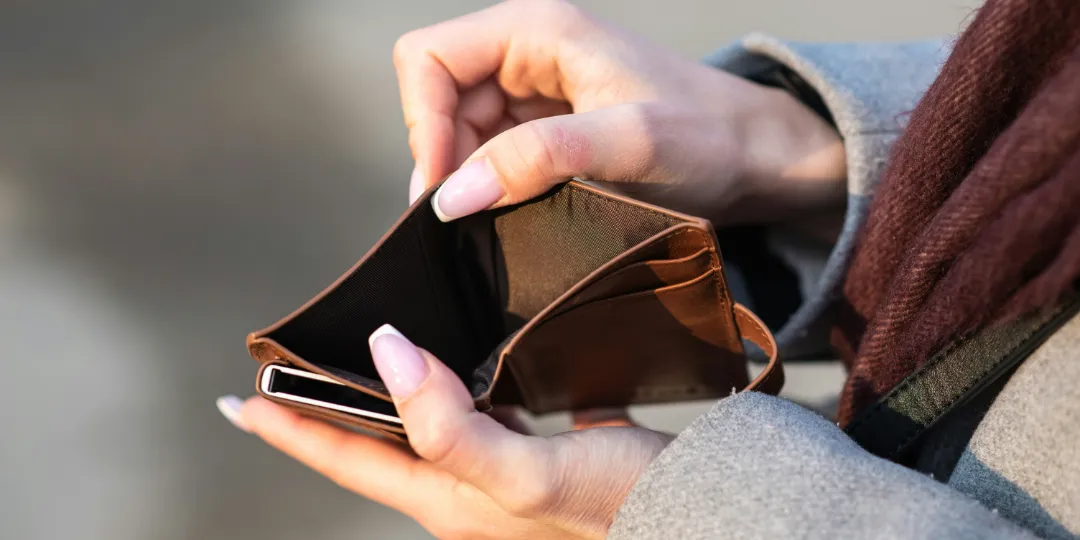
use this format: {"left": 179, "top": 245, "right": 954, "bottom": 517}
{"left": 833, "top": 0, "right": 1080, "bottom": 425}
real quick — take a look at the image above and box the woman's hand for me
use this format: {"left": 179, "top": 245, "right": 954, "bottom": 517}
{"left": 396, "top": 0, "right": 846, "bottom": 225}
{"left": 220, "top": 325, "right": 672, "bottom": 539}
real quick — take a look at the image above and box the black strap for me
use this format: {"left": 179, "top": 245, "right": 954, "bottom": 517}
{"left": 845, "top": 295, "right": 1080, "bottom": 462}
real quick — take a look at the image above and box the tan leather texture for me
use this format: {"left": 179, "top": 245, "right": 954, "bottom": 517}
{"left": 246, "top": 181, "right": 782, "bottom": 437}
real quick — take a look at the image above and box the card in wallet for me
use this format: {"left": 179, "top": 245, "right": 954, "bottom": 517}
{"left": 246, "top": 180, "right": 782, "bottom": 439}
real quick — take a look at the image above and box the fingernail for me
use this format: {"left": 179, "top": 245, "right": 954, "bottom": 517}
{"left": 216, "top": 395, "right": 251, "bottom": 433}
{"left": 408, "top": 164, "right": 425, "bottom": 205}
{"left": 369, "top": 324, "right": 429, "bottom": 398}
{"left": 431, "top": 159, "right": 504, "bottom": 222}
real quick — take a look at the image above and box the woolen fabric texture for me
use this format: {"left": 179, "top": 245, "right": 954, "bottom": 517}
{"left": 834, "top": 0, "right": 1080, "bottom": 424}
{"left": 609, "top": 393, "right": 1040, "bottom": 540}
{"left": 611, "top": 31, "right": 1080, "bottom": 538}
{"left": 706, "top": 36, "right": 947, "bottom": 361}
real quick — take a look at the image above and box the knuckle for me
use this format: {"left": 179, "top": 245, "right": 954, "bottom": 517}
{"left": 409, "top": 418, "right": 468, "bottom": 467}
{"left": 618, "top": 102, "right": 663, "bottom": 166}
{"left": 509, "top": 0, "right": 586, "bottom": 26}
{"left": 621, "top": 101, "right": 657, "bottom": 131}
{"left": 547, "top": 0, "right": 595, "bottom": 36}
{"left": 406, "top": 127, "right": 422, "bottom": 154}
{"left": 545, "top": 0, "right": 581, "bottom": 16}
{"left": 392, "top": 30, "right": 423, "bottom": 69}
{"left": 493, "top": 119, "right": 594, "bottom": 189}
{"left": 487, "top": 122, "right": 552, "bottom": 188}
{"left": 517, "top": 121, "right": 559, "bottom": 175}
{"left": 552, "top": 0, "right": 587, "bottom": 22}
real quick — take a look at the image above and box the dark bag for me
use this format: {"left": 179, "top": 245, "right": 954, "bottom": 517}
{"left": 845, "top": 293, "right": 1080, "bottom": 475}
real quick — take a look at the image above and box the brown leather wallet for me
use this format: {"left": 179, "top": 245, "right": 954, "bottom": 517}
{"left": 247, "top": 180, "right": 782, "bottom": 439}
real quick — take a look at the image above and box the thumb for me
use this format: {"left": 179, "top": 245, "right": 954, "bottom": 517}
{"left": 367, "top": 324, "right": 558, "bottom": 513}
{"left": 430, "top": 104, "right": 660, "bottom": 222}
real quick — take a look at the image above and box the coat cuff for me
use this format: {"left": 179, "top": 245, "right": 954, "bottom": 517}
{"left": 706, "top": 35, "right": 949, "bottom": 359}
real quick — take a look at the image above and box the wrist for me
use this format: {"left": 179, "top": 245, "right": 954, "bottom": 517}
{"left": 734, "top": 86, "right": 847, "bottom": 223}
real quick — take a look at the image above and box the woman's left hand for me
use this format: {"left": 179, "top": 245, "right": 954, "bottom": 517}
{"left": 222, "top": 325, "right": 672, "bottom": 540}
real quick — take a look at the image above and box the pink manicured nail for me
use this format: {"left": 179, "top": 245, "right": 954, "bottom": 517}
{"left": 369, "top": 324, "right": 429, "bottom": 398}
{"left": 431, "top": 159, "right": 504, "bottom": 221}
{"left": 408, "top": 164, "right": 425, "bottom": 205}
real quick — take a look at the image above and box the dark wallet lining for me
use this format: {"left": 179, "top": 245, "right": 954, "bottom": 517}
{"left": 265, "top": 183, "right": 685, "bottom": 398}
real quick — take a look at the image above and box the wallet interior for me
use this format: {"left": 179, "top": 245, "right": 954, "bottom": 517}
{"left": 257, "top": 182, "right": 725, "bottom": 408}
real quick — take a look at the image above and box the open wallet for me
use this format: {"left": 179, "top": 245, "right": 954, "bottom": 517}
{"left": 246, "top": 180, "right": 783, "bottom": 440}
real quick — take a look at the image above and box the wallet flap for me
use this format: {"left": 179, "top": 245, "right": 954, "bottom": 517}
{"left": 247, "top": 185, "right": 498, "bottom": 401}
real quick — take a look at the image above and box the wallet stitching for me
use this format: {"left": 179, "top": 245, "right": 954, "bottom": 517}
{"left": 707, "top": 246, "right": 736, "bottom": 335}
{"left": 702, "top": 249, "right": 737, "bottom": 399}
{"left": 707, "top": 245, "right": 735, "bottom": 348}
{"left": 696, "top": 245, "right": 747, "bottom": 399}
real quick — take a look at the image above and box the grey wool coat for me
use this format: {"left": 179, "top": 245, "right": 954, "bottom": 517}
{"left": 608, "top": 35, "right": 1080, "bottom": 540}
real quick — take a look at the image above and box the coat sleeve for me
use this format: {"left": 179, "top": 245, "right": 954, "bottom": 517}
{"left": 706, "top": 35, "right": 949, "bottom": 359}
{"left": 610, "top": 37, "right": 1037, "bottom": 540}
{"left": 608, "top": 393, "right": 1039, "bottom": 540}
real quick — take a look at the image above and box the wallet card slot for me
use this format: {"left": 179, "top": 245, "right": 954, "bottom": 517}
{"left": 535, "top": 224, "right": 714, "bottom": 319}
{"left": 505, "top": 267, "right": 747, "bottom": 413}
{"left": 544, "top": 266, "right": 720, "bottom": 324}
{"left": 550, "top": 247, "right": 712, "bottom": 314}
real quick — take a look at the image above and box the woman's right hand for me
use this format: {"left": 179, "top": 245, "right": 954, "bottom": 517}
{"left": 395, "top": 0, "right": 846, "bottom": 225}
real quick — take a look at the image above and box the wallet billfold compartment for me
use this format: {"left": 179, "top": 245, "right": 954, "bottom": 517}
{"left": 247, "top": 181, "right": 782, "bottom": 438}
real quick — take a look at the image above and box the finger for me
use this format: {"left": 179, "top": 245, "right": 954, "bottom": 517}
{"left": 238, "top": 396, "right": 441, "bottom": 514}
{"left": 406, "top": 117, "right": 455, "bottom": 193}
{"left": 453, "top": 119, "right": 482, "bottom": 172}
{"left": 430, "top": 103, "right": 664, "bottom": 222}
{"left": 571, "top": 408, "right": 636, "bottom": 430}
{"left": 408, "top": 164, "right": 426, "bottom": 204}
{"left": 367, "top": 324, "right": 556, "bottom": 510}
{"left": 393, "top": 6, "right": 513, "bottom": 188}
{"left": 394, "top": 1, "right": 579, "bottom": 186}
{"left": 453, "top": 81, "right": 509, "bottom": 167}
{"left": 458, "top": 80, "right": 507, "bottom": 136}
{"left": 476, "top": 115, "right": 518, "bottom": 150}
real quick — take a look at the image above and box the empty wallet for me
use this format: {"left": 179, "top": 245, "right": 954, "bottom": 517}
{"left": 247, "top": 180, "right": 783, "bottom": 439}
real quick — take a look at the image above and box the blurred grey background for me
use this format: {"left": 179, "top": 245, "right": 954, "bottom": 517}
{"left": 0, "top": 1, "right": 977, "bottom": 539}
